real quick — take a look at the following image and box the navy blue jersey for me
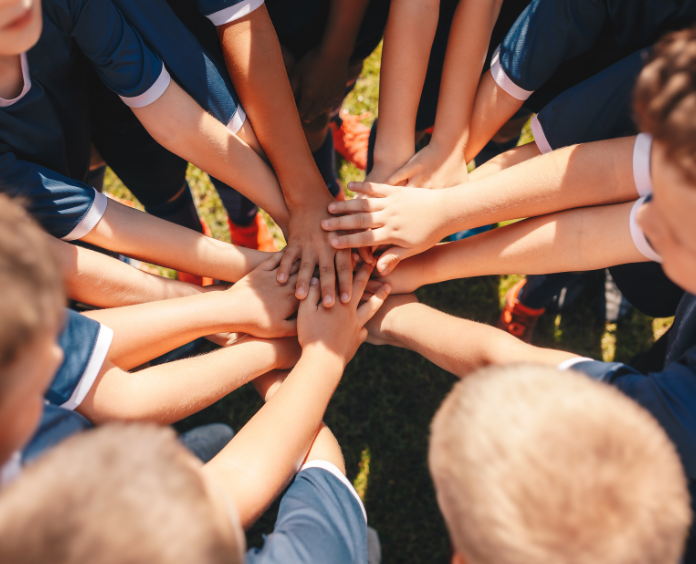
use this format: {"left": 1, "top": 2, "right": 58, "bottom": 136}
{"left": 48, "top": 309, "right": 113, "bottom": 411}
{"left": 492, "top": 0, "right": 696, "bottom": 103}
{"left": 247, "top": 461, "right": 368, "bottom": 564}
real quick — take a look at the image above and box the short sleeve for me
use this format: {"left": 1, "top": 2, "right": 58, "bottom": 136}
{"left": 629, "top": 196, "right": 662, "bottom": 263}
{"left": 196, "top": 0, "right": 265, "bottom": 26}
{"left": 47, "top": 310, "right": 113, "bottom": 411}
{"left": 246, "top": 462, "right": 368, "bottom": 564}
{"left": 0, "top": 153, "right": 108, "bottom": 240}
{"left": 633, "top": 133, "right": 653, "bottom": 198}
{"left": 55, "top": 0, "right": 170, "bottom": 107}
{"left": 492, "top": 0, "right": 607, "bottom": 98}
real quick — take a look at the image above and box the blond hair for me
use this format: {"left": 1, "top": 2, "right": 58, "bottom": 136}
{"left": 429, "top": 364, "right": 690, "bottom": 564}
{"left": 0, "top": 424, "right": 243, "bottom": 564}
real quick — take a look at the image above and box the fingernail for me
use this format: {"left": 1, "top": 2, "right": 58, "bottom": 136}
{"left": 310, "top": 277, "right": 319, "bottom": 286}
{"left": 328, "top": 204, "right": 336, "bottom": 213}
{"left": 341, "top": 293, "right": 349, "bottom": 303}
{"left": 378, "top": 262, "right": 385, "bottom": 272}
{"left": 385, "top": 284, "right": 392, "bottom": 294}
{"left": 332, "top": 238, "right": 339, "bottom": 247}
{"left": 324, "top": 295, "right": 333, "bottom": 306}
{"left": 278, "top": 273, "right": 287, "bottom": 283}
{"left": 297, "top": 286, "right": 306, "bottom": 298}
{"left": 347, "top": 182, "right": 355, "bottom": 189}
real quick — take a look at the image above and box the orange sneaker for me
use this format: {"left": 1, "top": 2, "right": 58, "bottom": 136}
{"left": 331, "top": 109, "right": 371, "bottom": 171}
{"left": 228, "top": 212, "right": 278, "bottom": 252}
{"left": 177, "top": 219, "right": 214, "bottom": 286}
{"left": 497, "top": 279, "right": 545, "bottom": 343}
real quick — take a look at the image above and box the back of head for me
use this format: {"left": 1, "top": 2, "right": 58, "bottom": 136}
{"left": 634, "top": 24, "right": 696, "bottom": 181}
{"left": 0, "top": 195, "right": 63, "bottom": 370}
{"left": 0, "top": 424, "right": 243, "bottom": 564}
{"left": 429, "top": 364, "right": 690, "bottom": 564}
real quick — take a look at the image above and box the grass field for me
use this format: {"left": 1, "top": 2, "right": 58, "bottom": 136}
{"left": 104, "top": 44, "right": 672, "bottom": 563}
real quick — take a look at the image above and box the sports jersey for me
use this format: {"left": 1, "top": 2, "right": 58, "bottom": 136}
{"left": 246, "top": 461, "right": 368, "bottom": 564}
{"left": 197, "top": 0, "right": 265, "bottom": 26}
{"left": 491, "top": 0, "right": 696, "bottom": 109}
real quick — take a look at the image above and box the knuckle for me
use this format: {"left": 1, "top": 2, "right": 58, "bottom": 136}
{"left": 320, "top": 265, "right": 334, "bottom": 276}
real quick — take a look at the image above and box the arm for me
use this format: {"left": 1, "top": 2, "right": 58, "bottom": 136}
{"left": 201, "top": 262, "right": 391, "bottom": 528}
{"left": 216, "top": 6, "right": 353, "bottom": 307}
{"left": 76, "top": 335, "right": 301, "bottom": 425}
{"left": 367, "top": 296, "right": 577, "bottom": 377}
{"left": 368, "top": 0, "right": 440, "bottom": 182}
{"left": 325, "top": 136, "right": 639, "bottom": 273}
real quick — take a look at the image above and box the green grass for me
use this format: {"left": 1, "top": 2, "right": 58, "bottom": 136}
{"left": 104, "top": 43, "right": 673, "bottom": 563}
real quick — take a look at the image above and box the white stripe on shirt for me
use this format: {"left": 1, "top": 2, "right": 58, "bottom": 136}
{"left": 531, "top": 114, "right": 552, "bottom": 154}
{"left": 0, "top": 53, "right": 31, "bottom": 107}
{"left": 0, "top": 451, "right": 22, "bottom": 489}
{"left": 490, "top": 46, "right": 534, "bottom": 101}
{"left": 558, "top": 357, "right": 594, "bottom": 371}
{"left": 120, "top": 64, "right": 171, "bottom": 109}
{"left": 633, "top": 133, "right": 654, "bottom": 197}
{"left": 629, "top": 196, "right": 662, "bottom": 263}
{"left": 62, "top": 188, "right": 108, "bottom": 242}
{"left": 300, "top": 460, "right": 368, "bottom": 523}
{"left": 206, "top": 0, "right": 265, "bottom": 26}
{"left": 227, "top": 105, "right": 247, "bottom": 134}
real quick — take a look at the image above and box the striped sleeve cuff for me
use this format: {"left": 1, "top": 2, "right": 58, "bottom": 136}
{"left": 300, "top": 460, "right": 367, "bottom": 523}
{"left": 60, "top": 323, "right": 113, "bottom": 411}
{"left": 61, "top": 188, "right": 108, "bottom": 242}
{"left": 490, "top": 46, "right": 534, "bottom": 101}
{"left": 558, "top": 357, "right": 594, "bottom": 371}
{"left": 633, "top": 133, "right": 653, "bottom": 197}
{"left": 227, "top": 105, "right": 247, "bottom": 134}
{"left": 120, "top": 64, "right": 171, "bottom": 109}
{"left": 531, "top": 114, "right": 552, "bottom": 154}
{"left": 629, "top": 196, "right": 662, "bottom": 263}
{"left": 206, "top": 0, "right": 264, "bottom": 26}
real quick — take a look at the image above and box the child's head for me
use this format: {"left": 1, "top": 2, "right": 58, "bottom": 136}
{"left": 429, "top": 365, "right": 690, "bottom": 564}
{"left": 0, "top": 424, "right": 245, "bottom": 564}
{"left": 0, "top": 0, "right": 42, "bottom": 55}
{"left": 0, "top": 195, "right": 64, "bottom": 464}
{"left": 634, "top": 25, "right": 696, "bottom": 294}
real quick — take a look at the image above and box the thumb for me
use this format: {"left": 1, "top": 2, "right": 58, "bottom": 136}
{"left": 260, "top": 251, "right": 285, "bottom": 271}
{"left": 376, "top": 246, "right": 414, "bottom": 276}
{"left": 386, "top": 164, "right": 416, "bottom": 187}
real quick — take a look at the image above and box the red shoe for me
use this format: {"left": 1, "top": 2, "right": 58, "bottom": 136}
{"left": 228, "top": 212, "right": 278, "bottom": 252}
{"left": 497, "top": 279, "right": 545, "bottom": 343}
{"left": 177, "top": 219, "right": 214, "bottom": 286}
{"left": 331, "top": 109, "right": 371, "bottom": 171}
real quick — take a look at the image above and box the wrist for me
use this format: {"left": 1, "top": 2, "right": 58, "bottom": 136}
{"left": 300, "top": 342, "right": 349, "bottom": 370}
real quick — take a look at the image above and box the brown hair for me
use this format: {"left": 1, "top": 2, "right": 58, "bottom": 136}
{"left": 634, "top": 25, "right": 696, "bottom": 181}
{"left": 429, "top": 364, "right": 691, "bottom": 564}
{"left": 0, "top": 195, "right": 63, "bottom": 368}
{"left": 0, "top": 424, "right": 244, "bottom": 564}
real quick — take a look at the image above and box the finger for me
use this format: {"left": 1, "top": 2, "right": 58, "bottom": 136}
{"left": 351, "top": 252, "right": 361, "bottom": 269}
{"left": 386, "top": 166, "right": 414, "bottom": 187}
{"left": 345, "top": 181, "right": 393, "bottom": 198}
{"left": 330, "top": 228, "right": 385, "bottom": 249}
{"left": 318, "top": 252, "right": 337, "bottom": 307}
{"left": 357, "top": 283, "right": 392, "bottom": 325}
{"left": 321, "top": 212, "right": 382, "bottom": 232}
{"left": 335, "top": 248, "right": 353, "bottom": 303}
{"left": 260, "top": 251, "right": 285, "bottom": 271}
{"left": 327, "top": 197, "right": 383, "bottom": 216}
{"left": 376, "top": 246, "right": 414, "bottom": 276}
{"left": 365, "top": 279, "right": 383, "bottom": 294}
{"left": 299, "top": 277, "right": 321, "bottom": 315}
{"left": 295, "top": 255, "right": 318, "bottom": 300}
{"left": 358, "top": 245, "right": 376, "bottom": 265}
{"left": 351, "top": 261, "right": 375, "bottom": 301}
{"left": 277, "top": 244, "right": 300, "bottom": 284}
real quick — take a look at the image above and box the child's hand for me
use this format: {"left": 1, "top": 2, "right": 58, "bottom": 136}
{"left": 386, "top": 141, "right": 470, "bottom": 189}
{"left": 377, "top": 254, "right": 430, "bottom": 294}
{"left": 365, "top": 293, "right": 419, "bottom": 346}
{"left": 224, "top": 252, "right": 300, "bottom": 338}
{"left": 298, "top": 262, "right": 391, "bottom": 365}
{"left": 321, "top": 182, "right": 448, "bottom": 275}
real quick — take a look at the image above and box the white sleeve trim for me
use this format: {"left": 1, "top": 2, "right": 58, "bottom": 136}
{"left": 60, "top": 323, "right": 113, "bottom": 411}
{"left": 227, "top": 105, "right": 247, "bottom": 134}
{"left": 61, "top": 189, "right": 108, "bottom": 242}
{"left": 558, "top": 357, "right": 594, "bottom": 371}
{"left": 0, "top": 52, "right": 31, "bottom": 107}
{"left": 120, "top": 64, "right": 171, "bottom": 109}
{"left": 490, "top": 45, "right": 534, "bottom": 101}
{"left": 300, "top": 460, "right": 367, "bottom": 524}
{"left": 629, "top": 196, "right": 662, "bottom": 263}
{"left": 206, "top": 0, "right": 265, "bottom": 26}
{"left": 0, "top": 451, "right": 22, "bottom": 489}
{"left": 531, "top": 114, "right": 552, "bottom": 154}
{"left": 633, "top": 133, "right": 654, "bottom": 197}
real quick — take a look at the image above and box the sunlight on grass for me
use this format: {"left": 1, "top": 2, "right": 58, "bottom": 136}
{"left": 653, "top": 317, "right": 674, "bottom": 341}
{"left": 601, "top": 323, "right": 618, "bottom": 362}
{"left": 353, "top": 447, "right": 371, "bottom": 502}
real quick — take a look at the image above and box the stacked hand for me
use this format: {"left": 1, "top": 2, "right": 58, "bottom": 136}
{"left": 385, "top": 141, "right": 470, "bottom": 189}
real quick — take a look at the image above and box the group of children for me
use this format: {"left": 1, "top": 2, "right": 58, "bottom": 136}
{"left": 2, "top": 0, "right": 696, "bottom": 562}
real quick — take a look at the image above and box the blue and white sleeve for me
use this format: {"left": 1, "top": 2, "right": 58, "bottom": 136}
{"left": 196, "top": 0, "right": 265, "bottom": 26}
{"left": 491, "top": 0, "right": 607, "bottom": 100}
{"left": 0, "top": 153, "right": 108, "bottom": 240}
{"left": 46, "top": 310, "right": 113, "bottom": 411}
{"left": 246, "top": 461, "right": 368, "bottom": 564}
{"left": 56, "top": 0, "right": 170, "bottom": 108}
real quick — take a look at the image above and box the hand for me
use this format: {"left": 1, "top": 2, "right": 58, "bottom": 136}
{"left": 224, "top": 252, "right": 300, "bottom": 338}
{"left": 298, "top": 262, "right": 391, "bottom": 365}
{"left": 386, "top": 141, "right": 469, "bottom": 189}
{"left": 230, "top": 334, "right": 301, "bottom": 371}
{"left": 292, "top": 48, "right": 350, "bottom": 124}
{"left": 277, "top": 200, "right": 353, "bottom": 307}
{"left": 321, "top": 182, "right": 448, "bottom": 275}
{"left": 365, "top": 293, "right": 419, "bottom": 346}
{"left": 377, "top": 254, "right": 429, "bottom": 294}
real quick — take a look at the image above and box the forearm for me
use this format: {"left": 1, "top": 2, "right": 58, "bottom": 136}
{"left": 438, "top": 137, "right": 638, "bottom": 234}
{"left": 78, "top": 337, "right": 293, "bottom": 425}
{"left": 217, "top": 7, "right": 327, "bottom": 207}
{"left": 132, "top": 80, "right": 290, "bottom": 226}
{"left": 50, "top": 237, "right": 207, "bottom": 308}
{"left": 202, "top": 347, "right": 345, "bottom": 528}
{"left": 373, "top": 0, "right": 439, "bottom": 167}
{"left": 81, "top": 199, "right": 267, "bottom": 281}
{"left": 383, "top": 302, "right": 577, "bottom": 377}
